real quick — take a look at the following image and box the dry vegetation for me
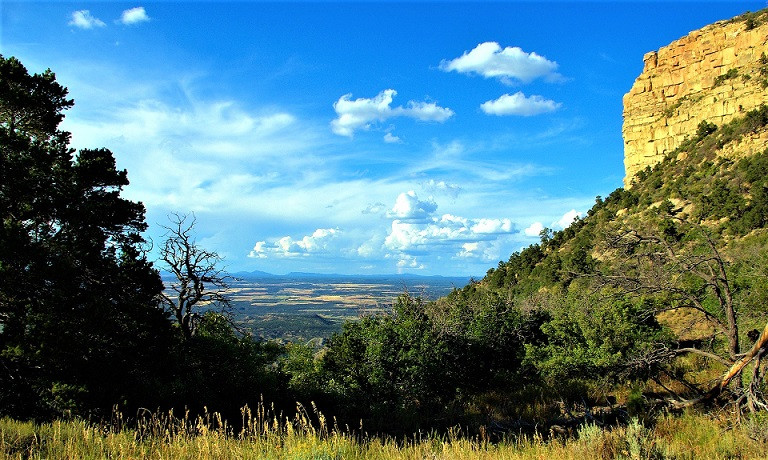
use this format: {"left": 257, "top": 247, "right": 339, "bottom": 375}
{"left": 2, "top": 404, "right": 768, "bottom": 459}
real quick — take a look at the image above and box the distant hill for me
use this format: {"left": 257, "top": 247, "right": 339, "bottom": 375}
{"left": 231, "top": 270, "right": 471, "bottom": 282}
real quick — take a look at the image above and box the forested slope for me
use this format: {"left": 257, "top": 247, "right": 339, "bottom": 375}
{"left": 291, "top": 104, "right": 768, "bottom": 432}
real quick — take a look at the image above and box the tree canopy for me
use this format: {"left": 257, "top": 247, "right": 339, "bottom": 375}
{"left": 0, "top": 55, "right": 172, "bottom": 417}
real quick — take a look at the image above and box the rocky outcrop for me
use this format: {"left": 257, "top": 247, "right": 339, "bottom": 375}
{"left": 622, "top": 11, "right": 768, "bottom": 187}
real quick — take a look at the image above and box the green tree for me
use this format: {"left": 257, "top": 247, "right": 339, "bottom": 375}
{"left": 166, "top": 311, "right": 284, "bottom": 417}
{"left": 0, "top": 55, "right": 172, "bottom": 418}
{"left": 527, "top": 290, "right": 669, "bottom": 388}
{"left": 597, "top": 213, "right": 768, "bottom": 411}
{"left": 322, "top": 295, "right": 455, "bottom": 429}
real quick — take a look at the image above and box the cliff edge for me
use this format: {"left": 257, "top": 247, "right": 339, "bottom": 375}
{"left": 622, "top": 10, "right": 768, "bottom": 187}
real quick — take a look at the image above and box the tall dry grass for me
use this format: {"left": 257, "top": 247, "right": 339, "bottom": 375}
{"left": 2, "top": 403, "right": 767, "bottom": 459}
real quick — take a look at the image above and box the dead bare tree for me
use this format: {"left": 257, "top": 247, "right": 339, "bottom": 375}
{"left": 158, "top": 213, "right": 232, "bottom": 340}
{"left": 595, "top": 213, "right": 768, "bottom": 412}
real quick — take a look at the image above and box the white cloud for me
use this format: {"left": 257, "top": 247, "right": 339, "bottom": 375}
{"left": 439, "top": 42, "right": 561, "bottom": 84}
{"left": 458, "top": 242, "right": 479, "bottom": 258}
{"left": 383, "top": 132, "right": 402, "bottom": 143}
{"left": 356, "top": 241, "right": 378, "bottom": 258}
{"left": 120, "top": 7, "right": 150, "bottom": 25}
{"left": 362, "top": 202, "right": 388, "bottom": 215}
{"left": 556, "top": 209, "right": 581, "bottom": 229}
{"left": 249, "top": 228, "right": 341, "bottom": 258}
{"left": 480, "top": 92, "right": 561, "bottom": 116}
{"left": 394, "top": 254, "right": 425, "bottom": 271}
{"left": 331, "top": 89, "right": 453, "bottom": 137}
{"left": 249, "top": 241, "right": 268, "bottom": 259}
{"left": 384, "top": 213, "right": 516, "bottom": 253}
{"left": 70, "top": 97, "right": 299, "bottom": 160}
{"left": 524, "top": 221, "right": 544, "bottom": 237}
{"left": 471, "top": 218, "right": 513, "bottom": 234}
{"left": 422, "top": 179, "right": 461, "bottom": 199}
{"left": 60, "top": 77, "right": 328, "bottom": 219}
{"left": 457, "top": 240, "right": 504, "bottom": 260}
{"left": 388, "top": 190, "right": 437, "bottom": 221}
{"left": 69, "top": 10, "right": 106, "bottom": 29}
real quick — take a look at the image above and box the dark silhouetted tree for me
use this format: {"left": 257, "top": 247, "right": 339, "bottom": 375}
{"left": 0, "top": 55, "right": 172, "bottom": 418}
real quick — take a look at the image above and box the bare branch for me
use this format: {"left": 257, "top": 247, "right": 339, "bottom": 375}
{"left": 157, "top": 212, "right": 232, "bottom": 340}
{"left": 675, "top": 347, "right": 733, "bottom": 368}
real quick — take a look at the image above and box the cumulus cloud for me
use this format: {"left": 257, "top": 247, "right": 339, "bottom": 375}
{"left": 458, "top": 242, "right": 479, "bottom": 258}
{"left": 524, "top": 221, "right": 544, "bottom": 237}
{"left": 362, "top": 202, "right": 388, "bottom": 215}
{"left": 390, "top": 254, "right": 425, "bottom": 271}
{"left": 422, "top": 179, "right": 461, "bottom": 199}
{"left": 383, "top": 132, "right": 402, "bottom": 143}
{"left": 439, "top": 42, "right": 561, "bottom": 84}
{"left": 557, "top": 209, "right": 581, "bottom": 229}
{"left": 331, "top": 89, "right": 453, "bottom": 137}
{"left": 69, "top": 10, "right": 106, "bottom": 29}
{"left": 457, "top": 241, "right": 504, "bottom": 260}
{"left": 249, "top": 228, "right": 341, "bottom": 258}
{"left": 471, "top": 218, "right": 513, "bottom": 234}
{"left": 120, "top": 7, "right": 150, "bottom": 25}
{"left": 480, "top": 92, "right": 561, "bottom": 116}
{"left": 381, "top": 192, "right": 518, "bottom": 260}
{"left": 388, "top": 191, "right": 438, "bottom": 221}
{"left": 356, "top": 241, "right": 378, "bottom": 258}
{"left": 384, "top": 213, "right": 516, "bottom": 253}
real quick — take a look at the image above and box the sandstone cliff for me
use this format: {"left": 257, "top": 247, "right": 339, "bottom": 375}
{"left": 622, "top": 11, "right": 768, "bottom": 187}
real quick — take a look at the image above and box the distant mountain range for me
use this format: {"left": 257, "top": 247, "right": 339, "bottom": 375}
{"left": 231, "top": 270, "right": 472, "bottom": 281}
{"left": 158, "top": 269, "right": 472, "bottom": 283}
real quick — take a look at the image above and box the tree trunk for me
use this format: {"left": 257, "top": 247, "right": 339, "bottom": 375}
{"left": 719, "top": 320, "right": 768, "bottom": 391}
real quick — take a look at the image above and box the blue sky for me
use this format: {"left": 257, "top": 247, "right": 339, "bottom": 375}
{"left": 2, "top": 1, "right": 764, "bottom": 276}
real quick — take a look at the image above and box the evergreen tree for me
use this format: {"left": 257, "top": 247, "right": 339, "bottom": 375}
{"left": 0, "top": 55, "right": 172, "bottom": 418}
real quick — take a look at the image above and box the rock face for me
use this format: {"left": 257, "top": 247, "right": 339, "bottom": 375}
{"left": 622, "top": 12, "right": 768, "bottom": 187}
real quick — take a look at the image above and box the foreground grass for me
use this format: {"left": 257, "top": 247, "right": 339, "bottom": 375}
{"left": 2, "top": 406, "right": 768, "bottom": 459}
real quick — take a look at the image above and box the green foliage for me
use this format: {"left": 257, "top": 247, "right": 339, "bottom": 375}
{"left": 163, "top": 312, "right": 284, "bottom": 419}
{"left": 0, "top": 55, "right": 173, "bottom": 419}
{"left": 319, "top": 293, "right": 547, "bottom": 430}
{"left": 759, "top": 53, "right": 768, "bottom": 89}
{"left": 451, "top": 101, "right": 768, "bottom": 418}
{"left": 662, "top": 100, "right": 682, "bottom": 119}
{"left": 321, "top": 295, "right": 458, "bottom": 428}
{"left": 738, "top": 9, "right": 768, "bottom": 30}
{"left": 281, "top": 342, "right": 327, "bottom": 398}
{"left": 623, "top": 105, "right": 768, "bottom": 236}
{"left": 713, "top": 68, "right": 739, "bottom": 87}
{"left": 0, "top": 56, "right": 73, "bottom": 137}
{"left": 696, "top": 120, "right": 717, "bottom": 138}
{"left": 727, "top": 231, "right": 768, "bottom": 325}
{"left": 527, "top": 293, "right": 669, "bottom": 387}
{"left": 0, "top": 55, "right": 292, "bottom": 423}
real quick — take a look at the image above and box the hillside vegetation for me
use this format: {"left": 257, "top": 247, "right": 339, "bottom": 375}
{"left": 282, "top": 103, "right": 768, "bottom": 433}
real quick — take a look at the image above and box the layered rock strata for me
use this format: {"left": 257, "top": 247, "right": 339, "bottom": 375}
{"left": 623, "top": 13, "right": 768, "bottom": 187}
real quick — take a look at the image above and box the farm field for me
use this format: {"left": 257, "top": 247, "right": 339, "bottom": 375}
{"left": 222, "top": 274, "right": 470, "bottom": 341}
